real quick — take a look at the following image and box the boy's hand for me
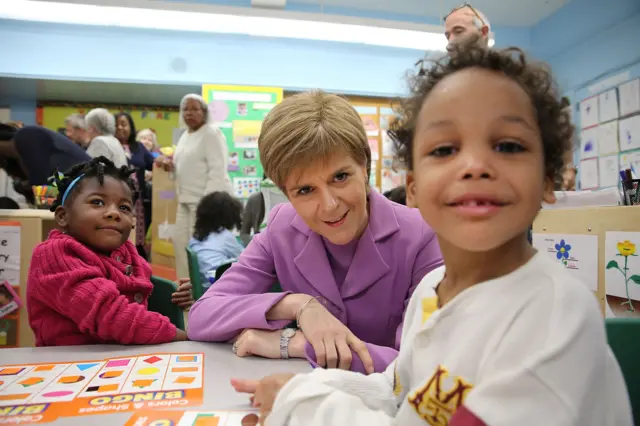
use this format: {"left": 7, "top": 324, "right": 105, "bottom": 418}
{"left": 231, "top": 373, "right": 296, "bottom": 421}
{"left": 174, "top": 329, "right": 188, "bottom": 341}
{"left": 172, "top": 278, "right": 193, "bottom": 309}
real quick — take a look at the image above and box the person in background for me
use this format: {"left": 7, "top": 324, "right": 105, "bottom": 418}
{"left": 157, "top": 94, "right": 233, "bottom": 279}
{"left": 189, "top": 191, "right": 245, "bottom": 288}
{"left": 27, "top": 157, "right": 193, "bottom": 346}
{"left": 234, "top": 46, "right": 633, "bottom": 426}
{"left": 240, "top": 174, "right": 288, "bottom": 245}
{"left": 188, "top": 91, "right": 443, "bottom": 374}
{"left": 383, "top": 185, "right": 406, "bottom": 206}
{"left": 64, "top": 113, "right": 90, "bottom": 148}
{"left": 0, "top": 123, "right": 90, "bottom": 204}
{"left": 444, "top": 3, "right": 491, "bottom": 52}
{"left": 561, "top": 164, "right": 577, "bottom": 190}
{"left": 115, "top": 112, "right": 154, "bottom": 258}
{"left": 85, "top": 108, "right": 128, "bottom": 168}
{"left": 137, "top": 128, "right": 162, "bottom": 160}
{"left": 0, "top": 197, "right": 19, "bottom": 209}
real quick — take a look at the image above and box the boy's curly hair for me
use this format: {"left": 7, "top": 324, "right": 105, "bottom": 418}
{"left": 389, "top": 45, "right": 574, "bottom": 186}
{"left": 50, "top": 156, "right": 136, "bottom": 211}
{"left": 193, "top": 191, "right": 244, "bottom": 241}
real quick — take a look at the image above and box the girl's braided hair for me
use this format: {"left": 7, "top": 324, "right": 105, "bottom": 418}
{"left": 50, "top": 156, "right": 136, "bottom": 211}
{"left": 389, "top": 44, "right": 574, "bottom": 187}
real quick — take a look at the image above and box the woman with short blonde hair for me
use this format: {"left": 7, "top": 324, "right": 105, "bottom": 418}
{"left": 136, "top": 128, "right": 160, "bottom": 155}
{"left": 189, "top": 91, "right": 442, "bottom": 374}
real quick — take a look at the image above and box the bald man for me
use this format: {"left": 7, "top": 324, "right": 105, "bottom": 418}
{"left": 444, "top": 4, "right": 491, "bottom": 52}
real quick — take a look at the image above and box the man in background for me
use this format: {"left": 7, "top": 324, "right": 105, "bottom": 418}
{"left": 444, "top": 4, "right": 492, "bottom": 52}
{"left": 64, "top": 113, "right": 90, "bottom": 148}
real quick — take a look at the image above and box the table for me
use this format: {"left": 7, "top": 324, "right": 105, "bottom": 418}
{"left": 0, "top": 341, "right": 311, "bottom": 425}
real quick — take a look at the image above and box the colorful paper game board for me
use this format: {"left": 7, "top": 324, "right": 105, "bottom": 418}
{"left": 126, "top": 410, "right": 260, "bottom": 426}
{"left": 0, "top": 353, "right": 204, "bottom": 424}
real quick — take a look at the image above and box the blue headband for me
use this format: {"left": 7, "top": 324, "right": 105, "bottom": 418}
{"left": 61, "top": 174, "right": 85, "bottom": 206}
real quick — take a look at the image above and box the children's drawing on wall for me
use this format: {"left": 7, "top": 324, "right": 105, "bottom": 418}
{"left": 531, "top": 234, "right": 598, "bottom": 292}
{"left": 228, "top": 152, "right": 239, "bottom": 172}
{"left": 237, "top": 103, "right": 248, "bottom": 117}
{"left": 605, "top": 232, "right": 640, "bottom": 318}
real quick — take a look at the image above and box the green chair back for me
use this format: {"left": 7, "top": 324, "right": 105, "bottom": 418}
{"left": 606, "top": 317, "right": 640, "bottom": 424}
{"left": 148, "top": 276, "right": 185, "bottom": 330}
{"left": 185, "top": 247, "right": 204, "bottom": 301}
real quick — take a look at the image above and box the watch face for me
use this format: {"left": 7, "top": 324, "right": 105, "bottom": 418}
{"left": 282, "top": 328, "right": 296, "bottom": 338}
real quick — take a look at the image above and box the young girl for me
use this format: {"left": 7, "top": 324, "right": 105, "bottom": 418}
{"left": 188, "top": 191, "right": 244, "bottom": 287}
{"left": 231, "top": 47, "right": 633, "bottom": 425}
{"left": 27, "top": 157, "right": 192, "bottom": 346}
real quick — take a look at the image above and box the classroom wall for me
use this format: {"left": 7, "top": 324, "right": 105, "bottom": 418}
{"left": 40, "top": 105, "right": 179, "bottom": 147}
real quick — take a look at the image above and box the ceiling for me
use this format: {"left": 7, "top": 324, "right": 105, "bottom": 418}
{"left": 0, "top": 78, "right": 200, "bottom": 106}
{"left": 175, "top": 0, "right": 570, "bottom": 27}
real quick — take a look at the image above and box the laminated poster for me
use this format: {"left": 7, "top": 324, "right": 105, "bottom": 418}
{"left": 604, "top": 232, "right": 640, "bottom": 318}
{"left": 532, "top": 234, "right": 598, "bottom": 293}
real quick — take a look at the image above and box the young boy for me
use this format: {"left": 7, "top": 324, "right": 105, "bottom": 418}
{"left": 231, "top": 46, "right": 633, "bottom": 425}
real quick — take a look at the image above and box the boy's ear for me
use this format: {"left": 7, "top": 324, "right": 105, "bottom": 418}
{"left": 406, "top": 173, "right": 417, "bottom": 208}
{"left": 54, "top": 206, "right": 70, "bottom": 229}
{"left": 542, "top": 177, "right": 556, "bottom": 204}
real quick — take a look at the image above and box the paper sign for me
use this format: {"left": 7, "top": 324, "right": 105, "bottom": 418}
{"left": 598, "top": 89, "right": 619, "bottom": 122}
{"left": 618, "top": 115, "right": 640, "bottom": 152}
{"left": 597, "top": 121, "right": 619, "bottom": 155}
{"left": 618, "top": 78, "right": 640, "bottom": 117}
{"left": 598, "top": 155, "right": 620, "bottom": 188}
{"left": 0, "top": 281, "right": 20, "bottom": 319}
{"left": 158, "top": 223, "right": 175, "bottom": 241}
{"left": 125, "top": 410, "right": 260, "bottom": 426}
{"left": 0, "top": 223, "right": 20, "bottom": 287}
{"left": 580, "top": 127, "right": 598, "bottom": 159}
{"left": 580, "top": 96, "right": 599, "bottom": 128}
{"left": 604, "top": 232, "right": 640, "bottom": 318}
{"left": 532, "top": 234, "right": 599, "bottom": 292}
{"left": 232, "top": 121, "right": 261, "bottom": 148}
{"left": 578, "top": 158, "right": 598, "bottom": 190}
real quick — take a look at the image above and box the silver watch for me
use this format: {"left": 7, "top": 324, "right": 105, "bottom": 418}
{"left": 280, "top": 328, "right": 297, "bottom": 359}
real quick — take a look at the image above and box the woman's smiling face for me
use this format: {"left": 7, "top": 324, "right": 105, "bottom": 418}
{"left": 284, "top": 151, "right": 369, "bottom": 245}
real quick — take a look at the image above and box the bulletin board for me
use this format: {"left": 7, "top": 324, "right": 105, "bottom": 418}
{"left": 350, "top": 101, "right": 404, "bottom": 193}
{"left": 37, "top": 104, "right": 180, "bottom": 148}
{"left": 576, "top": 76, "right": 640, "bottom": 190}
{"left": 533, "top": 206, "right": 640, "bottom": 318}
{"left": 201, "top": 84, "right": 283, "bottom": 199}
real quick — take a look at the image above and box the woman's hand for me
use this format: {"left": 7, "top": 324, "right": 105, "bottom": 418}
{"left": 231, "top": 373, "right": 296, "bottom": 422}
{"left": 298, "top": 300, "right": 374, "bottom": 373}
{"left": 171, "top": 278, "right": 193, "bottom": 309}
{"left": 233, "top": 329, "right": 306, "bottom": 360}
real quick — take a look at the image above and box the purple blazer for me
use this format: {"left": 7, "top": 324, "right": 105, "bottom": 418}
{"left": 188, "top": 189, "right": 442, "bottom": 372}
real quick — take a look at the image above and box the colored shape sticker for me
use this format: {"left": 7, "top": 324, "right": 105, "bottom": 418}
{"left": 0, "top": 367, "right": 24, "bottom": 376}
{"left": 194, "top": 414, "right": 219, "bottom": 426}
{"left": 137, "top": 367, "right": 160, "bottom": 376}
{"left": 42, "top": 390, "right": 74, "bottom": 398}
{"left": 18, "top": 377, "right": 44, "bottom": 387}
{"left": 58, "top": 375, "right": 84, "bottom": 384}
{"left": 34, "top": 365, "right": 55, "bottom": 372}
{"left": 99, "top": 370, "right": 123, "bottom": 379}
{"left": 106, "top": 359, "right": 130, "bottom": 368}
{"left": 176, "top": 355, "right": 197, "bottom": 363}
{"left": 0, "top": 393, "right": 29, "bottom": 401}
{"left": 173, "top": 376, "right": 195, "bottom": 384}
{"left": 171, "top": 367, "right": 198, "bottom": 373}
{"left": 132, "top": 379, "right": 155, "bottom": 388}
{"left": 76, "top": 363, "right": 99, "bottom": 372}
{"left": 86, "top": 384, "right": 119, "bottom": 392}
{"left": 143, "top": 356, "right": 162, "bottom": 364}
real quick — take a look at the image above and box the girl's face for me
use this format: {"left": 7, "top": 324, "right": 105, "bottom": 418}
{"left": 284, "top": 151, "right": 369, "bottom": 245}
{"left": 407, "top": 67, "right": 555, "bottom": 252}
{"left": 115, "top": 116, "right": 131, "bottom": 143}
{"left": 54, "top": 176, "right": 134, "bottom": 254}
{"left": 140, "top": 134, "right": 155, "bottom": 151}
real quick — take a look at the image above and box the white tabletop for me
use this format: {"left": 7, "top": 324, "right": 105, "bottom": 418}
{"left": 0, "top": 341, "right": 311, "bottom": 425}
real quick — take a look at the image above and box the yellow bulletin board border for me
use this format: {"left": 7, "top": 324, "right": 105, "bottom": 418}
{"left": 201, "top": 85, "right": 283, "bottom": 103}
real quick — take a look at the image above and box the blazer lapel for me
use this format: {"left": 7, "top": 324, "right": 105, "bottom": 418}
{"left": 341, "top": 190, "right": 398, "bottom": 299}
{"left": 292, "top": 215, "right": 345, "bottom": 311}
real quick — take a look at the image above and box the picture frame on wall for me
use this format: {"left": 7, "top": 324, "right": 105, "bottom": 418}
{"left": 598, "top": 89, "right": 619, "bottom": 123}
{"left": 579, "top": 96, "right": 599, "bottom": 129}
{"left": 618, "top": 78, "right": 640, "bottom": 117}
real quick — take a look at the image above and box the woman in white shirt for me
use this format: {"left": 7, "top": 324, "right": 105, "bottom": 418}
{"left": 167, "top": 94, "right": 232, "bottom": 278}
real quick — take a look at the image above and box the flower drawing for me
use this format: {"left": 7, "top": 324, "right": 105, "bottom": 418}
{"left": 554, "top": 239, "right": 571, "bottom": 266}
{"left": 607, "top": 240, "right": 640, "bottom": 312}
